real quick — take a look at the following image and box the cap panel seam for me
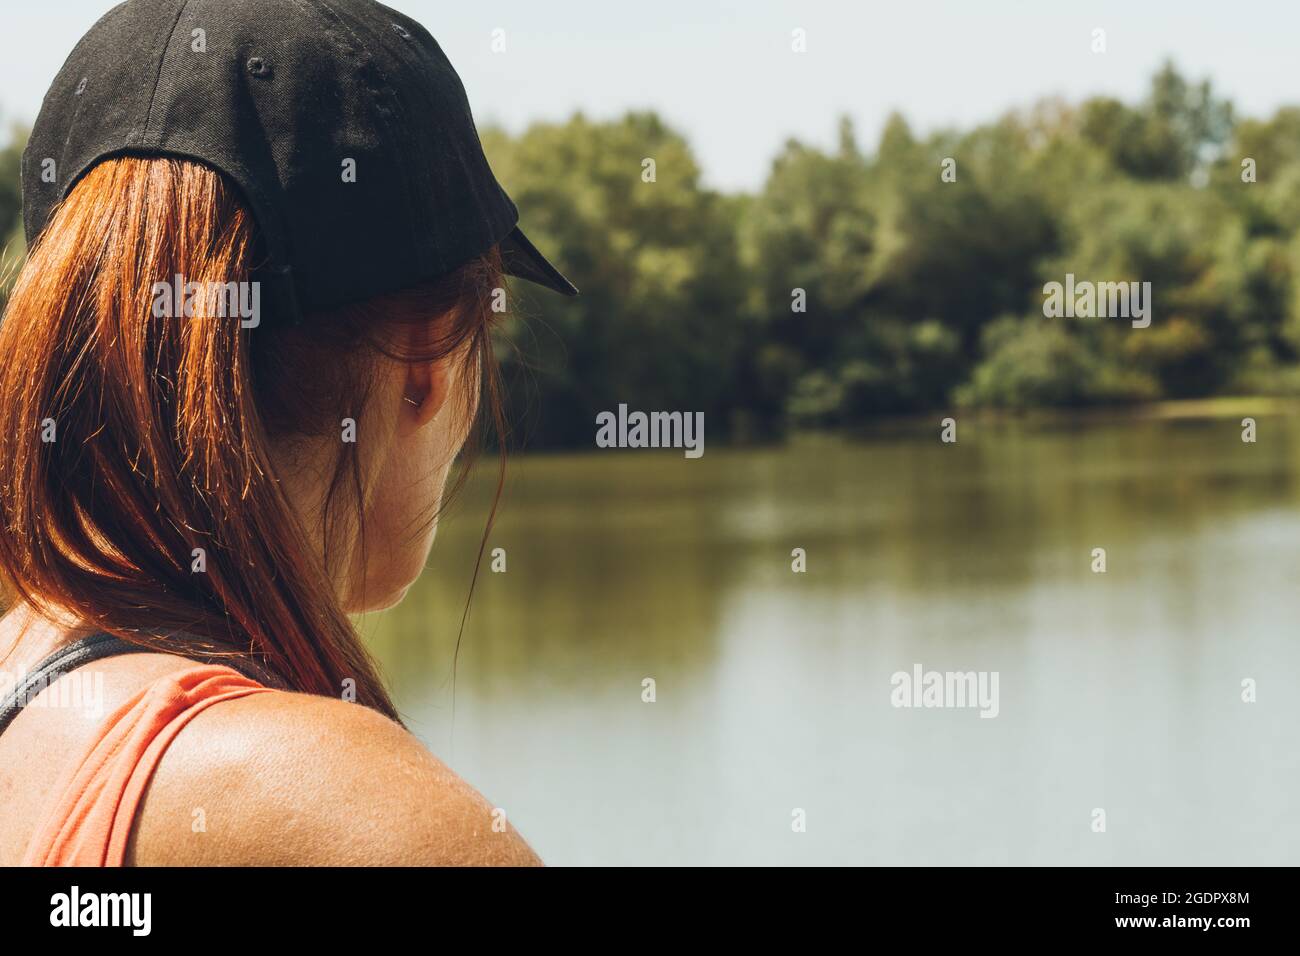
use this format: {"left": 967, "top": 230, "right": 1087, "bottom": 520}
{"left": 289, "top": 0, "right": 426, "bottom": 266}
{"left": 139, "top": 0, "right": 192, "bottom": 147}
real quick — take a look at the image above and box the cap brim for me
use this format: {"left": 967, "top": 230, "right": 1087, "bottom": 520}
{"left": 499, "top": 226, "right": 578, "bottom": 296}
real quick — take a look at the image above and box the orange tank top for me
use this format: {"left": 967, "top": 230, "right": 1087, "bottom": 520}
{"left": 20, "top": 663, "right": 273, "bottom": 866}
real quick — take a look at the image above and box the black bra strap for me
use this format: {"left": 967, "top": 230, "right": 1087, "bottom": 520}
{"left": 0, "top": 631, "right": 281, "bottom": 739}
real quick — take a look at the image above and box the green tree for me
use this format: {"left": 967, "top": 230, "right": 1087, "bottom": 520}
{"left": 482, "top": 112, "right": 749, "bottom": 447}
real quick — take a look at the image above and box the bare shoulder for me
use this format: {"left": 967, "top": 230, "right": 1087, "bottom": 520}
{"left": 127, "top": 689, "right": 541, "bottom": 866}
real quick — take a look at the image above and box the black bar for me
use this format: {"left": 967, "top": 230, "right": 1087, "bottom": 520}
{"left": 0, "top": 866, "right": 1274, "bottom": 941}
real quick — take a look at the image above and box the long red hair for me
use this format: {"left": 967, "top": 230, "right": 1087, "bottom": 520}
{"left": 0, "top": 156, "right": 506, "bottom": 720}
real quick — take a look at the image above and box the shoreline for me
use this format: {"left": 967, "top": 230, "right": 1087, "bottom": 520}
{"left": 505, "top": 396, "right": 1300, "bottom": 459}
{"left": 841, "top": 395, "right": 1300, "bottom": 438}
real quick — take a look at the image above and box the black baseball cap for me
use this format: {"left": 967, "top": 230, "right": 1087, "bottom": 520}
{"left": 22, "top": 0, "right": 577, "bottom": 323}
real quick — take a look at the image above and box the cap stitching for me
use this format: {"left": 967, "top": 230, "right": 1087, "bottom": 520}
{"left": 294, "top": 0, "right": 429, "bottom": 267}
{"left": 140, "top": 0, "right": 192, "bottom": 146}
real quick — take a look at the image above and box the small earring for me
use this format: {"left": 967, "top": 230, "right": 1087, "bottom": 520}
{"left": 403, "top": 395, "right": 419, "bottom": 407}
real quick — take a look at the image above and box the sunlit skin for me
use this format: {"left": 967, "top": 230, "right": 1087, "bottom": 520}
{"left": 0, "top": 331, "right": 539, "bottom": 866}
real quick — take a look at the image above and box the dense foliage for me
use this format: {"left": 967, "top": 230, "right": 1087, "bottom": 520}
{"left": 4, "top": 63, "right": 1299, "bottom": 447}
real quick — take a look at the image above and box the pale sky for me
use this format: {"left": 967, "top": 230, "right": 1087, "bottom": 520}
{"left": 1, "top": 0, "right": 1296, "bottom": 192}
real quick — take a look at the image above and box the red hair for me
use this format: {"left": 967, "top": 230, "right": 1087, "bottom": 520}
{"left": 0, "top": 156, "right": 506, "bottom": 720}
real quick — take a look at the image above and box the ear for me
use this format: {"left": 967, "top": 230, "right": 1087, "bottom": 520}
{"left": 400, "top": 352, "right": 452, "bottom": 430}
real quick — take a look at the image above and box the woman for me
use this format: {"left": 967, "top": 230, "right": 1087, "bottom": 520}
{"left": 0, "top": 0, "right": 575, "bottom": 865}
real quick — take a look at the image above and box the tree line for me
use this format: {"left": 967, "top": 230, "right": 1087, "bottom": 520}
{"left": 4, "top": 62, "right": 1300, "bottom": 449}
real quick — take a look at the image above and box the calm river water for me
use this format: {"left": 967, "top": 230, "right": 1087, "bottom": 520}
{"left": 368, "top": 414, "right": 1300, "bottom": 865}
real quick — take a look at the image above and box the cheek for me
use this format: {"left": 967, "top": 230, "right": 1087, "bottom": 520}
{"left": 348, "top": 372, "right": 477, "bottom": 612}
{"left": 353, "top": 422, "right": 457, "bottom": 610}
